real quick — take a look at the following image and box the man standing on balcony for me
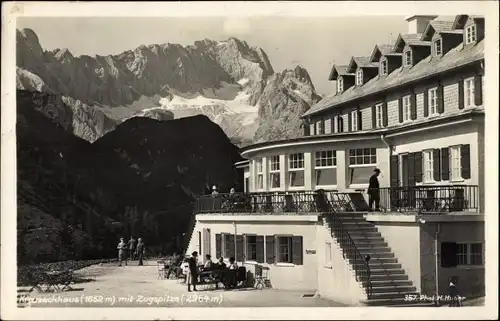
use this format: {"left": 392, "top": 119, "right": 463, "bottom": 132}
{"left": 368, "top": 168, "right": 381, "bottom": 212}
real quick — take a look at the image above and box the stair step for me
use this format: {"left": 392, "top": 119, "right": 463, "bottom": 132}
{"left": 370, "top": 285, "right": 416, "bottom": 293}
{"left": 357, "top": 251, "right": 395, "bottom": 258}
{"left": 363, "top": 274, "right": 409, "bottom": 281}
{"left": 351, "top": 239, "right": 388, "bottom": 245}
{"left": 346, "top": 231, "right": 382, "bottom": 236}
{"left": 357, "top": 246, "right": 391, "bottom": 253}
{"left": 349, "top": 257, "right": 398, "bottom": 264}
{"left": 344, "top": 226, "right": 378, "bottom": 232}
{"left": 337, "top": 221, "right": 374, "bottom": 227}
{"left": 350, "top": 235, "right": 385, "bottom": 241}
{"left": 370, "top": 279, "right": 413, "bottom": 286}
{"left": 367, "top": 268, "right": 406, "bottom": 276}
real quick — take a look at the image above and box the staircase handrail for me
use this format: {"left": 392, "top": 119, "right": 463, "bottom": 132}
{"left": 323, "top": 197, "right": 372, "bottom": 299}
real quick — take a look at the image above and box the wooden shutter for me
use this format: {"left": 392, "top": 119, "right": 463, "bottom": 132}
{"left": 474, "top": 75, "right": 483, "bottom": 106}
{"left": 236, "top": 235, "right": 244, "bottom": 262}
{"left": 410, "top": 92, "right": 417, "bottom": 120}
{"left": 338, "top": 115, "right": 344, "bottom": 133}
{"left": 458, "top": 79, "right": 465, "bottom": 110}
{"left": 357, "top": 109, "right": 362, "bottom": 130}
{"left": 441, "top": 147, "right": 450, "bottom": 181}
{"left": 202, "top": 228, "right": 210, "bottom": 258}
{"left": 292, "top": 236, "right": 303, "bottom": 265}
{"left": 407, "top": 153, "right": 416, "bottom": 186}
{"left": 440, "top": 242, "right": 458, "bottom": 268}
{"left": 256, "top": 235, "right": 264, "bottom": 263}
{"left": 390, "top": 155, "right": 399, "bottom": 187}
{"left": 461, "top": 144, "right": 471, "bottom": 179}
{"left": 330, "top": 116, "right": 335, "bottom": 133}
{"left": 265, "top": 235, "right": 275, "bottom": 264}
{"left": 414, "top": 152, "right": 423, "bottom": 183}
{"left": 348, "top": 112, "right": 352, "bottom": 132}
{"left": 433, "top": 149, "right": 441, "bottom": 181}
{"left": 215, "top": 233, "right": 222, "bottom": 259}
{"left": 309, "top": 123, "right": 315, "bottom": 136}
{"left": 227, "top": 234, "right": 235, "bottom": 258}
{"left": 398, "top": 97, "right": 403, "bottom": 123}
{"left": 423, "top": 89, "right": 429, "bottom": 117}
{"left": 382, "top": 102, "right": 388, "bottom": 127}
{"left": 303, "top": 122, "right": 310, "bottom": 136}
{"left": 371, "top": 105, "right": 376, "bottom": 129}
{"left": 437, "top": 83, "right": 444, "bottom": 114}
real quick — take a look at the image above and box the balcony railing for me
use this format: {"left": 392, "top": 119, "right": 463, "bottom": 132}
{"left": 196, "top": 185, "right": 480, "bottom": 215}
{"left": 372, "top": 185, "right": 479, "bottom": 213}
{"left": 196, "top": 191, "right": 343, "bottom": 214}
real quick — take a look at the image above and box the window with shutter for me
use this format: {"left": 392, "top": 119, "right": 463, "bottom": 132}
{"left": 303, "top": 122, "right": 310, "bottom": 136}
{"left": 357, "top": 109, "right": 362, "bottom": 130}
{"left": 441, "top": 147, "right": 450, "bottom": 180}
{"left": 461, "top": 144, "right": 471, "bottom": 179}
{"left": 202, "top": 228, "right": 210, "bottom": 258}
{"left": 215, "top": 234, "right": 222, "bottom": 259}
{"left": 450, "top": 145, "right": 462, "bottom": 181}
{"left": 236, "top": 235, "right": 244, "bottom": 262}
{"left": 292, "top": 236, "right": 303, "bottom": 265}
{"left": 407, "top": 152, "right": 416, "bottom": 186}
{"left": 410, "top": 93, "right": 417, "bottom": 120}
{"left": 382, "top": 102, "right": 389, "bottom": 127}
{"left": 225, "top": 234, "right": 235, "bottom": 258}
{"left": 474, "top": 75, "right": 483, "bottom": 106}
{"left": 276, "top": 236, "right": 292, "bottom": 263}
{"left": 398, "top": 97, "right": 404, "bottom": 123}
{"left": 348, "top": 112, "right": 352, "bottom": 132}
{"left": 423, "top": 89, "right": 429, "bottom": 117}
{"left": 441, "top": 242, "right": 458, "bottom": 268}
{"left": 433, "top": 149, "right": 441, "bottom": 181}
{"left": 437, "top": 84, "right": 444, "bottom": 114}
{"left": 265, "top": 235, "right": 275, "bottom": 264}
{"left": 414, "top": 152, "right": 423, "bottom": 183}
{"left": 256, "top": 236, "right": 264, "bottom": 263}
{"left": 390, "top": 155, "right": 399, "bottom": 187}
{"left": 371, "top": 105, "right": 376, "bottom": 129}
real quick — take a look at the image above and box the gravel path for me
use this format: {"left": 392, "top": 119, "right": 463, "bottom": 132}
{"left": 18, "top": 261, "right": 345, "bottom": 308}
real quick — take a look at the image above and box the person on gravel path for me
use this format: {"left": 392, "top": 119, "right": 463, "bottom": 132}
{"left": 117, "top": 238, "right": 127, "bottom": 266}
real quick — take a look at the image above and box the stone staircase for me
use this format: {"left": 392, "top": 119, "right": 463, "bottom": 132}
{"left": 324, "top": 212, "right": 433, "bottom": 307}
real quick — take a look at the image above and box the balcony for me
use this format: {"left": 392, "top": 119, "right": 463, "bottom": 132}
{"left": 196, "top": 185, "right": 480, "bottom": 215}
{"left": 376, "top": 185, "right": 480, "bottom": 213}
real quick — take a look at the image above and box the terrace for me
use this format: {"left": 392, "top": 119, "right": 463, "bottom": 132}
{"left": 195, "top": 185, "right": 480, "bottom": 215}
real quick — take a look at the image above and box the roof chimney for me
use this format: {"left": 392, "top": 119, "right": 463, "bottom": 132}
{"left": 405, "top": 15, "right": 438, "bottom": 34}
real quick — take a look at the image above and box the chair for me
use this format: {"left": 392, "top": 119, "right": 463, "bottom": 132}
{"left": 157, "top": 260, "right": 166, "bottom": 279}
{"left": 254, "top": 265, "right": 270, "bottom": 289}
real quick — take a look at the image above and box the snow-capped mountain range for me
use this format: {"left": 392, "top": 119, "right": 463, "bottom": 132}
{"left": 16, "top": 28, "right": 322, "bottom": 146}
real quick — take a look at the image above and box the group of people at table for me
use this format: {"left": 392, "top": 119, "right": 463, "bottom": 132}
{"left": 165, "top": 251, "right": 240, "bottom": 292}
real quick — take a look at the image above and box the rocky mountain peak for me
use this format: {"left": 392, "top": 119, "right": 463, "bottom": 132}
{"left": 16, "top": 28, "right": 322, "bottom": 146}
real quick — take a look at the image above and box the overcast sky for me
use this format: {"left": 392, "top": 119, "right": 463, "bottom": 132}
{"left": 17, "top": 16, "right": 409, "bottom": 95}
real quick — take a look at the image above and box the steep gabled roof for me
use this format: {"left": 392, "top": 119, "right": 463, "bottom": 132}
{"left": 303, "top": 40, "right": 484, "bottom": 118}
{"left": 452, "top": 15, "right": 485, "bottom": 29}
{"left": 346, "top": 56, "right": 378, "bottom": 73}
{"left": 369, "top": 44, "right": 395, "bottom": 62}
{"left": 328, "top": 65, "right": 353, "bottom": 81}
{"left": 393, "top": 33, "right": 431, "bottom": 53}
{"left": 421, "top": 20, "right": 463, "bottom": 41}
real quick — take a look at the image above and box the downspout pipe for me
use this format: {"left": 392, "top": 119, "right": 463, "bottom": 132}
{"left": 435, "top": 223, "right": 441, "bottom": 306}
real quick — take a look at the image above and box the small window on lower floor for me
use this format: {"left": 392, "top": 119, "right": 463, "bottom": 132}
{"left": 277, "top": 236, "right": 292, "bottom": 263}
{"left": 441, "top": 242, "right": 483, "bottom": 267}
{"left": 246, "top": 235, "right": 257, "bottom": 261}
{"left": 325, "top": 242, "right": 332, "bottom": 265}
{"left": 348, "top": 166, "right": 376, "bottom": 185}
{"left": 315, "top": 168, "right": 337, "bottom": 186}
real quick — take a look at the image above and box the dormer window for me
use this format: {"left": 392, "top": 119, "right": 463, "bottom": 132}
{"left": 465, "top": 24, "right": 477, "bottom": 44}
{"left": 380, "top": 60, "right": 388, "bottom": 75}
{"left": 337, "top": 77, "right": 344, "bottom": 93}
{"left": 434, "top": 39, "right": 442, "bottom": 56}
{"left": 356, "top": 69, "right": 363, "bottom": 86}
{"left": 404, "top": 50, "right": 412, "bottom": 67}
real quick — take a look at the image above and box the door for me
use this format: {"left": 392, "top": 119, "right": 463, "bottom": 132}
{"left": 401, "top": 154, "right": 416, "bottom": 208}
{"left": 245, "top": 177, "right": 250, "bottom": 193}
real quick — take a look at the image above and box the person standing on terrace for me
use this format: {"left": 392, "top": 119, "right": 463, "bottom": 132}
{"left": 211, "top": 185, "right": 219, "bottom": 197}
{"left": 368, "top": 168, "right": 381, "bottom": 212}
